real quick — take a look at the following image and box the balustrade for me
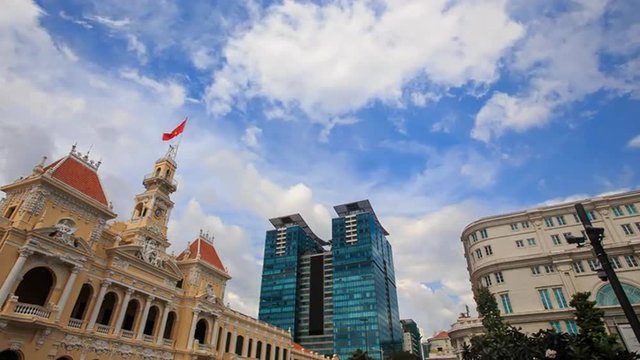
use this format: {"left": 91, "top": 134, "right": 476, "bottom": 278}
{"left": 68, "top": 318, "right": 83, "bottom": 329}
{"left": 96, "top": 324, "right": 111, "bottom": 335}
{"left": 143, "top": 334, "right": 154, "bottom": 343}
{"left": 121, "top": 330, "right": 134, "bottom": 339}
{"left": 163, "top": 339, "right": 174, "bottom": 347}
{"left": 14, "top": 302, "right": 50, "bottom": 318}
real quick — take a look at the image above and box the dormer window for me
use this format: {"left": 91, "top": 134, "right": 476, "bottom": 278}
{"left": 155, "top": 167, "right": 161, "bottom": 176}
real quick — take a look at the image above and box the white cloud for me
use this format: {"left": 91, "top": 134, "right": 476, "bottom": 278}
{"left": 628, "top": 135, "right": 640, "bottom": 148}
{"left": 206, "top": 0, "right": 523, "bottom": 119}
{"left": 431, "top": 114, "right": 456, "bottom": 134}
{"left": 472, "top": 1, "right": 640, "bottom": 142}
{"left": 126, "top": 34, "right": 147, "bottom": 63}
{"left": 411, "top": 91, "right": 441, "bottom": 107}
{"left": 241, "top": 125, "right": 263, "bottom": 148}
{"left": 318, "top": 116, "right": 360, "bottom": 143}
{"left": 120, "top": 68, "right": 185, "bottom": 107}
{"left": 85, "top": 14, "right": 131, "bottom": 29}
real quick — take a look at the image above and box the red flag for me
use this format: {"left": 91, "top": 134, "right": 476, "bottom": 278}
{"left": 162, "top": 118, "right": 187, "bottom": 141}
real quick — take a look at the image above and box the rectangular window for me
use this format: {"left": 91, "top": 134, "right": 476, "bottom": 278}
{"left": 510, "top": 223, "right": 519, "bottom": 231}
{"left": 610, "top": 256, "right": 622, "bottom": 269}
{"left": 556, "top": 215, "right": 566, "bottom": 225}
{"left": 515, "top": 240, "right": 524, "bottom": 248}
{"left": 587, "top": 211, "right": 596, "bottom": 221}
{"left": 544, "top": 217, "right": 555, "bottom": 227}
{"left": 622, "top": 224, "right": 634, "bottom": 235}
{"left": 550, "top": 321, "right": 562, "bottom": 332}
{"left": 495, "top": 272, "right": 504, "bottom": 284}
{"left": 625, "top": 255, "right": 638, "bottom": 267}
{"left": 588, "top": 259, "right": 601, "bottom": 271}
{"left": 551, "top": 235, "right": 561, "bottom": 245}
{"left": 565, "top": 320, "right": 578, "bottom": 335}
{"left": 612, "top": 206, "right": 624, "bottom": 217}
{"left": 636, "top": 222, "right": 640, "bottom": 232}
{"left": 573, "top": 213, "right": 580, "bottom": 223}
{"left": 553, "top": 288, "right": 568, "bottom": 308}
{"left": 480, "top": 229, "right": 488, "bottom": 239}
{"left": 573, "top": 261, "right": 585, "bottom": 273}
{"left": 544, "top": 264, "right": 555, "bottom": 273}
{"left": 531, "top": 266, "right": 541, "bottom": 275}
{"left": 500, "top": 294, "right": 513, "bottom": 314}
{"left": 539, "top": 289, "right": 553, "bottom": 310}
{"left": 625, "top": 204, "right": 638, "bottom": 214}
{"left": 475, "top": 249, "right": 483, "bottom": 259}
{"left": 470, "top": 233, "right": 478, "bottom": 242}
{"left": 527, "top": 238, "right": 536, "bottom": 246}
{"left": 484, "top": 275, "right": 492, "bottom": 287}
{"left": 484, "top": 245, "right": 493, "bottom": 256}
{"left": 522, "top": 221, "right": 530, "bottom": 229}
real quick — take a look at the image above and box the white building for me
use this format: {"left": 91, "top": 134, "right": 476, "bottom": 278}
{"left": 451, "top": 190, "right": 640, "bottom": 355}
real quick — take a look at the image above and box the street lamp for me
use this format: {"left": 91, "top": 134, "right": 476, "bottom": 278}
{"left": 360, "top": 318, "right": 369, "bottom": 358}
{"left": 565, "top": 203, "right": 640, "bottom": 344}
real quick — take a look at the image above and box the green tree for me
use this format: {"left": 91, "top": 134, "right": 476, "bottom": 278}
{"left": 348, "top": 349, "right": 372, "bottom": 360}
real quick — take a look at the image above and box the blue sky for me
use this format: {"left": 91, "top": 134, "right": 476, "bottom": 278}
{"left": 1, "top": 0, "right": 639, "bottom": 336}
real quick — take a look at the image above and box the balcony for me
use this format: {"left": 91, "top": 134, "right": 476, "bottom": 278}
{"left": 197, "top": 343, "right": 212, "bottom": 352}
{"left": 95, "top": 324, "right": 111, "bottom": 335}
{"left": 143, "top": 173, "right": 177, "bottom": 191}
{"left": 121, "top": 330, "right": 134, "bottom": 339}
{"left": 143, "top": 334, "right": 154, "bottom": 343}
{"left": 68, "top": 318, "right": 83, "bottom": 329}
{"left": 163, "top": 338, "right": 175, "bottom": 347}
{"left": 13, "top": 302, "right": 51, "bottom": 319}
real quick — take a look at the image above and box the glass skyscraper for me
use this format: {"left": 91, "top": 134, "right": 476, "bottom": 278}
{"left": 258, "top": 200, "right": 403, "bottom": 360}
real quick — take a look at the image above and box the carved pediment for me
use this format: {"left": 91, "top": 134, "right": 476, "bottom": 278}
{"left": 30, "top": 227, "right": 92, "bottom": 255}
{"left": 109, "top": 244, "right": 183, "bottom": 280}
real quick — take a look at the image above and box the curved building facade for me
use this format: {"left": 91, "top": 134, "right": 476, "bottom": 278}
{"left": 458, "top": 190, "right": 640, "bottom": 348}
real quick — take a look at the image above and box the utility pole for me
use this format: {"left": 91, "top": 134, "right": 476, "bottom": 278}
{"left": 566, "top": 203, "right": 640, "bottom": 344}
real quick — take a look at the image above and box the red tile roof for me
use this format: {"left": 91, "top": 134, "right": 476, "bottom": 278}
{"left": 177, "top": 238, "right": 226, "bottom": 273}
{"left": 292, "top": 342, "right": 310, "bottom": 353}
{"left": 43, "top": 156, "right": 108, "bottom": 206}
{"left": 432, "top": 331, "right": 449, "bottom": 339}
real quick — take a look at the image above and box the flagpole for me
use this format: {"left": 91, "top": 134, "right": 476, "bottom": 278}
{"left": 173, "top": 116, "right": 188, "bottom": 160}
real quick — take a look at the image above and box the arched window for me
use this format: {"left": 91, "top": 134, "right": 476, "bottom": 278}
{"left": 247, "top": 339, "right": 253, "bottom": 358}
{"left": 141, "top": 207, "right": 148, "bottom": 217}
{"left": 256, "top": 341, "right": 263, "bottom": 359}
{"left": 165, "top": 169, "right": 171, "bottom": 178}
{"left": 163, "top": 311, "right": 177, "bottom": 339}
{"left": 194, "top": 319, "right": 208, "bottom": 344}
{"left": 70, "top": 284, "right": 93, "bottom": 320}
{"left": 155, "top": 168, "right": 161, "bottom": 176}
{"left": 4, "top": 206, "right": 16, "bottom": 219}
{"left": 122, "top": 299, "right": 140, "bottom": 331}
{"left": 275, "top": 346, "right": 280, "bottom": 360}
{"left": 0, "top": 350, "right": 22, "bottom": 360}
{"left": 266, "top": 344, "right": 272, "bottom": 360}
{"left": 235, "top": 335, "right": 244, "bottom": 355}
{"left": 225, "top": 331, "right": 232, "bottom": 352}
{"left": 144, "top": 305, "right": 159, "bottom": 335}
{"left": 15, "top": 267, "right": 55, "bottom": 306}
{"left": 97, "top": 292, "right": 118, "bottom": 326}
{"left": 215, "top": 326, "right": 223, "bottom": 350}
{"left": 596, "top": 283, "right": 640, "bottom": 306}
{"left": 134, "top": 203, "right": 144, "bottom": 218}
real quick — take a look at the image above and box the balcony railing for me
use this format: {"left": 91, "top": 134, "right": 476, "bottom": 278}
{"left": 143, "top": 173, "right": 178, "bottom": 189}
{"left": 197, "top": 343, "right": 212, "bottom": 351}
{"left": 163, "top": 338, "right": 174, "bottom": 347}
{"left": 121, "top": 330, "right": 134, "bottom": 339}
{"left": 14, "top": 302, "right": 50, "bottom": 319}
{"left": 143, "top": 334, "right": 154, "bottom": 343}
{"left": 68, "top": 318, "right": 83, "bottom": 329}
{"left": 95, "top": 324, "right": 111, "bottom": 335}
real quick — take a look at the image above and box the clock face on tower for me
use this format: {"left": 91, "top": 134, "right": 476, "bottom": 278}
{"left": 154, "top": 207, "right": 164, "bottom": 218}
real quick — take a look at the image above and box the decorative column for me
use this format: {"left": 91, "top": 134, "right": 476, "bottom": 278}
{"left": 242, "top": 335, "right": 249, "bottom": 356}
{"left": 113, "top": 288, "right": 134, "bottom": 334}
{"left": 187, "top": 310, "right": 201, "bottom": 349}
{"left": 136, "top": 295, "right": 155, "bottom": 339}
{"left": 86, "top": 280, "right": 111, "bottom": 331}
{"left": 209, "top": 317, "right": 219, "bottom": 348}
{"left": 55, "top": 265, "right": 82, "bottom": 321}
{"left": 270, "top": 344, "right": 277, "bottom": 360}
{"left": 217, "top": 327, "right": 227, "bottom": 358}
{"left": 0, "top": 248, "right": 33, "bottom": 306}
{"left": 156, "top": 304, "right": 171, "bottom": 344}
{"left": 230, "top": 332, "right": 238, "bottom": 355}
{"left": 251, "top": 338, "right": 258, "bottom": 358}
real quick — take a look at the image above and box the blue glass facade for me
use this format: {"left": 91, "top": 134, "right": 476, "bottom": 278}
{"left": 258, "top": 202, "right": 402, "bottom": 360}
{"left": 258, "top": 220, "right": 323, "bottom": 335}
{"left": 332, "top": 208, "right": 402, "bottom": 360}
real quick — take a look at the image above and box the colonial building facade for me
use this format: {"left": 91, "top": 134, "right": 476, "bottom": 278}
{"left": 0, "top": 145, "right": 325, "bottom": 360}
{"left": 450, "top": 190, "right": 640, "bottom": 357}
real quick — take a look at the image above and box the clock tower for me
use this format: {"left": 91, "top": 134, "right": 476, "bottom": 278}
{"left": 119, "top": 146, "right": 178, "bottom": 251}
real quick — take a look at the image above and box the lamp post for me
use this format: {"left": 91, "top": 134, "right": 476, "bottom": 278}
{"left": 565, "top": 203, "right": 640, "bottom": 344}
{"left": 360, "top": 318, "right": 369, "bottom": 358}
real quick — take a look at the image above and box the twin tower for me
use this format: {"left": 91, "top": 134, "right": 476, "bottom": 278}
{"left": 258, "top": 200, "right": 403, "bottom": 360}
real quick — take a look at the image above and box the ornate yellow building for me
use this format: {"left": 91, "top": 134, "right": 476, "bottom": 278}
{"left": 0, "top": 145, "right": 325, "bottom": 360}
